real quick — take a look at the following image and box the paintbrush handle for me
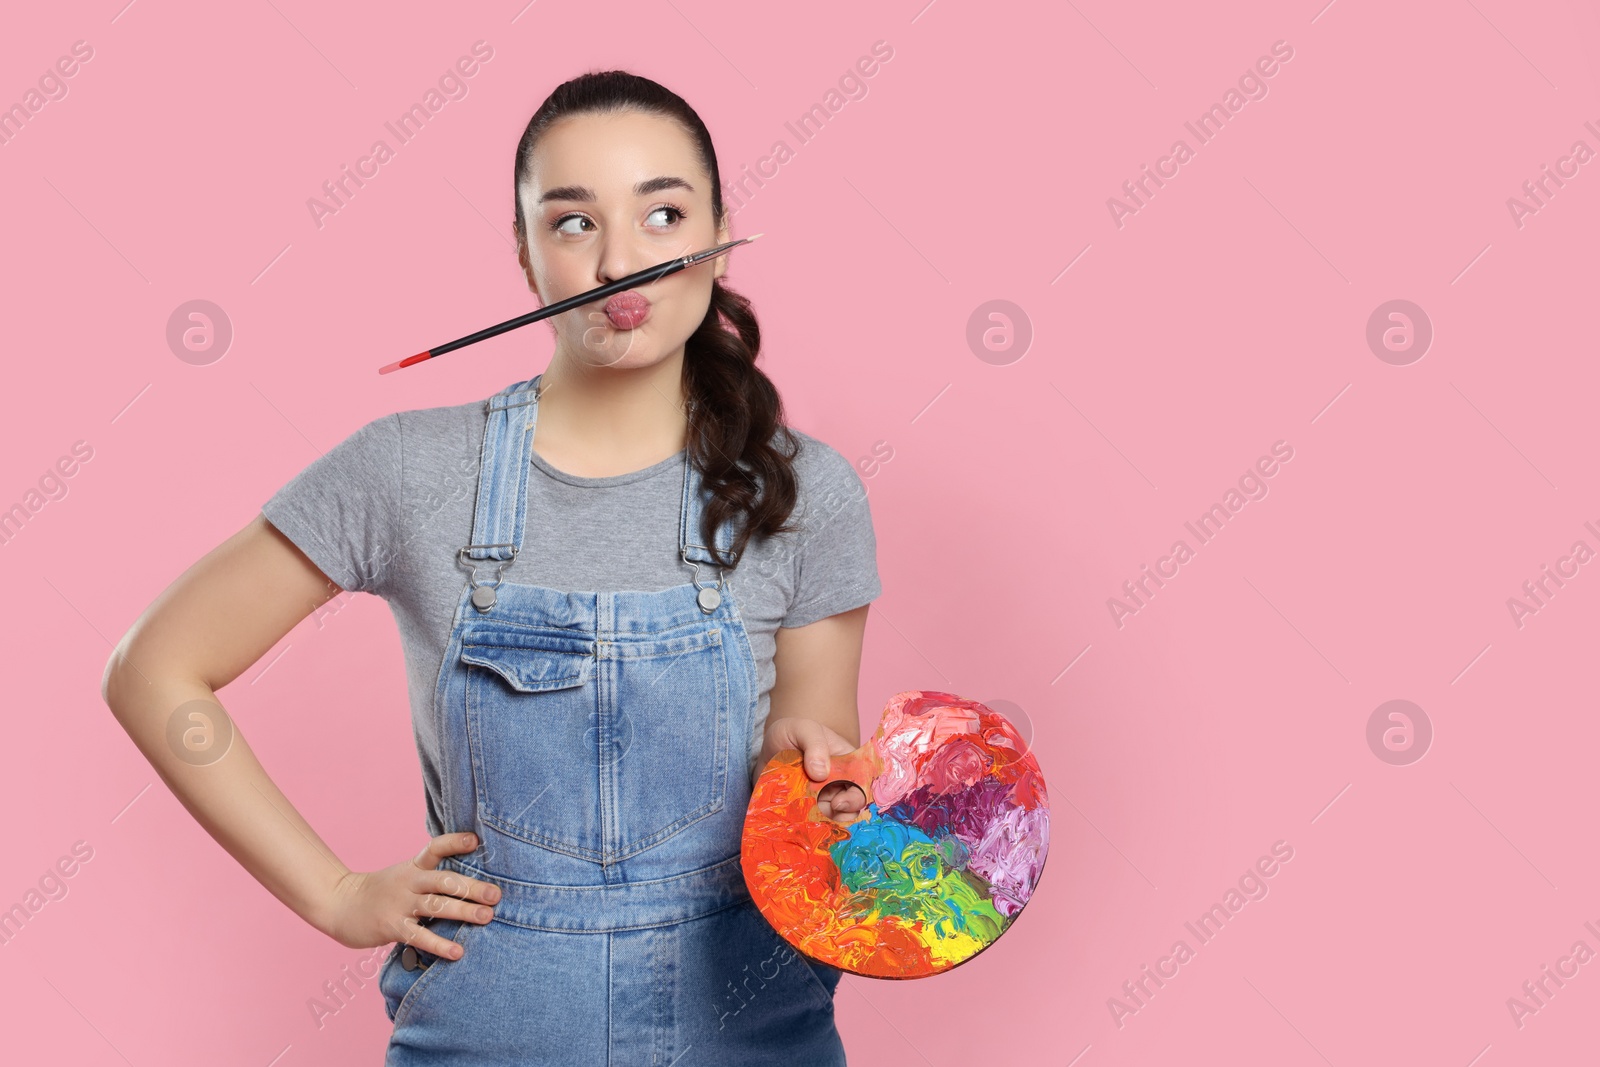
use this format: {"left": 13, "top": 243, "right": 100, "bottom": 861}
{"left": 432, "top": 256, "right": 686, "bottom": 356}
{"left": 380, "top": 235, "right": 760, "bottom": 374}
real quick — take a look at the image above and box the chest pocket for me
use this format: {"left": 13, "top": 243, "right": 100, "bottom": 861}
{"left": 460, "top": 641, "right": 594, "bottom": 691}
{"left": 459, "top": 621, "right": 729, "bottom": 862}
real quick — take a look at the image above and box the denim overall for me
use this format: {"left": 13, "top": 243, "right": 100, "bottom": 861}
{"left": 379, "top": 374, "right": 846, "bottom": 1065}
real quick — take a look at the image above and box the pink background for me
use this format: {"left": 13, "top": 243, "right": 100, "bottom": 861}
{"left": 3, "top": 0, "right": 1598, "bottom": 1062}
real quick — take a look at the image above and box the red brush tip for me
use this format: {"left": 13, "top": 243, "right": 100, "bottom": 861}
{"left": 378, "top": 351, "right": 432, "bottom": 375}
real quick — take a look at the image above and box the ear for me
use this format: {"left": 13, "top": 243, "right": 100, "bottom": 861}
{"left": 513, "top": 194, "right": 541, "bottom": 296}
{"left": 515, "top": 233, "right": 540, "bottom": 298}
{"left": 711, "top": 216, "right": 732, "bottom": 283}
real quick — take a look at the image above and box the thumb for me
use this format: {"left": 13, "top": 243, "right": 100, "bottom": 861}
{"left": 788, "top": 718, "right": 853, "bottom": 781}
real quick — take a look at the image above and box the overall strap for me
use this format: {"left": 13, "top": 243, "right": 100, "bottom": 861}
{"left": 457, "top": 375, "right": 538, "bottom": 611}
{"left": 679, "top": 447, "right": 741, "bottom": 614}
{"left": 679, "top": 446, "right": 739, "bottom": 568}
{"left": 463, "top": 374, "right": 540, "bottom": 563}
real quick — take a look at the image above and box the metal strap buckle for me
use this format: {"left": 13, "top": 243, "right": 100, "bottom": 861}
{"left": 459, "top": 543, "right": 519, "bottom": 612}
{"left": 681, "top": 546, "right": 725, "bottom": 613}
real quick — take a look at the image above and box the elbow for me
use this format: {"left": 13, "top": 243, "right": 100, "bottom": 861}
{"left": 101, "top": 644, "right": 127, "bottom": 717}
{"left": 101, "top": 636, "right": 146, "bottom": 720}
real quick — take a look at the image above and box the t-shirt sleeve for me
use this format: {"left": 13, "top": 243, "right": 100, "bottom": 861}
{"left": 260, "top": 412, "right": 402, "bottom": 597}
{"left": 781, "top": 439, "right": 883, "bottom": 628}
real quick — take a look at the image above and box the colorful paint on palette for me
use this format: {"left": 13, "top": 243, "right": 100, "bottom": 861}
{"left": 740, "top": 691, "right": 1050, "bottom": 979}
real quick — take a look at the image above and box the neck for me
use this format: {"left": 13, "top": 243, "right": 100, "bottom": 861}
{"left": 531, "top": 350, "right": 691, "bottom": 477}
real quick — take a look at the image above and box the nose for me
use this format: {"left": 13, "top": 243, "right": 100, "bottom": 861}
{"left": 595, "top": 229, "right": 653, "bottom": 288}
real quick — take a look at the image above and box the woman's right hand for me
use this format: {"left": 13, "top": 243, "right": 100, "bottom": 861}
{"left": 319, "top": 832, "right": 501, "bottom": 957}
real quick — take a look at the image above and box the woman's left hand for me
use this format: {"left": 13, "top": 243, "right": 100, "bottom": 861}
{"left": 760, "top": 715, "right": 868, "bottom": 822}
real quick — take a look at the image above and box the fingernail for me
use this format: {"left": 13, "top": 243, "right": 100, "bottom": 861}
{"left": 477, "top": 907, "right": 491, "bottom": 922}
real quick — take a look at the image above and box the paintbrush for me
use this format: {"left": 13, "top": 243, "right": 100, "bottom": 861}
{"left": 378, "top": 234, "right": 763, "bottom": 374}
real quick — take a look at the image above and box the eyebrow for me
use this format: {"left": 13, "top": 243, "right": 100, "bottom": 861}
{"left": 537, "top": 176, "right": 695, "bottom": 205}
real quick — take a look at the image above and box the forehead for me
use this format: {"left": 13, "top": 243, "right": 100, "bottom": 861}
{"left": 521, "top": 109, "right": 709, "bottom": 200}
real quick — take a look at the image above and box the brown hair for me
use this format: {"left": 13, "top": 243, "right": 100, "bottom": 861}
{"left": 511, "top": 70, "right": 800, "bottom": 569}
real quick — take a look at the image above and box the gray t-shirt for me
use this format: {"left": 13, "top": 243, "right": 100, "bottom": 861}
{"left": 260, "top": 391, "right": 882, "bottom": 839}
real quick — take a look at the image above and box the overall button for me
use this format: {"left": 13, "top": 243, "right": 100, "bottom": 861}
{"left": 400, "top": 945, "right": 428, "bottom": 971}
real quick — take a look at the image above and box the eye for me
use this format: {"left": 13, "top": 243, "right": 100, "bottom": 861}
{"left": 645, "top": 204, "right": 687, "bottom": 229}
{"left": 549, "top": 212, "right": 593, "bottom": 236}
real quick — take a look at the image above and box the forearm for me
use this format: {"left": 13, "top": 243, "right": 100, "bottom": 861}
{"left": 763, "top": 605, "right": 870, "bottom": 767}
{"left": 103, "top": 652, "right": 350, "bottom": 935}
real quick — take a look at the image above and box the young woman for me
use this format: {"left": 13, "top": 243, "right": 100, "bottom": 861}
{"left": 103, "top": 71, "right": 881, "bottom": 1064}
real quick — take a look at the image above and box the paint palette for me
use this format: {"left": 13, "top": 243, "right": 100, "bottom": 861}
{"left": 741, "top": 690, "right": 1049, "bottom": 979}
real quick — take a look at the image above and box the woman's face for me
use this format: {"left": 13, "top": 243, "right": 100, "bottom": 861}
{"left": 517, "top": 108, "right": 729, "bottom": 373}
